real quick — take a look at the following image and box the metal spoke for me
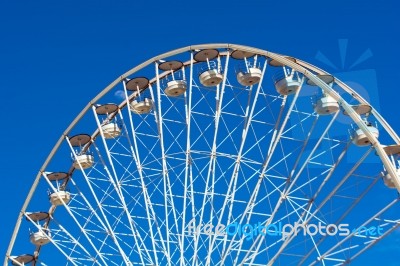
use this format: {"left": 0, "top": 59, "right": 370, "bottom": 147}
{"left": 92, "top": 106, "right": 150, "bottom": 265}
{"left": 122, "top": 81, "right": 167, "bottom": 264}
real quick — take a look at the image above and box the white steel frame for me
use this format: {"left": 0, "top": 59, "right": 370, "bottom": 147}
{"left": 5, "top": 44, "right": 400, "bottom": 266}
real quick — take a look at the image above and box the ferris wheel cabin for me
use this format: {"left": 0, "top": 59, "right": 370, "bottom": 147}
{"left": 343, "top": 104, "right": 379, "bottom": 146}
{"left": 231, "top": 50, "right": 263, "bottom": 87}
{"left": 30, "top": 229, "right": 51, "bottom": 246}
{"left": 236, "top": 67, "right": 262, "bottom": 86}
{"left": 164, "top": 80, "right": 187, "bottom": 96}
{"left": 125, "top": 77, "right": 154, "bottom": 114}
{"left": 130, "top": 98, "right": 154, "bottom": 114}
{"left": 307, "top": 74, "right": 340, "bottom": 115}
{"left": 49, "top": 190, "right": 71, "bottom": 206}
{"left": 25, "top": 212, "right": 51, "bottom": 246}
{"left": 69, "top": 134, "right": 94, "bottom": 169}
{"left": 270, "top": 57, "right": 301, "bottom": 95}
{"left": 159, "top": 60, "right": 187, "bottom": 97}
{"left": 96, "top": 103, "right": 121, "bottom": 139}
{"left": 195, "top": 49, "right": 224, "bottom": 87}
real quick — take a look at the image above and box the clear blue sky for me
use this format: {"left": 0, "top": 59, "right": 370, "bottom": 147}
{"left": 1, "top": 0, "right": 399, "bottom": 265}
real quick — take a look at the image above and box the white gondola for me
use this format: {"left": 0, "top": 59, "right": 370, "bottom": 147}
{"left": 73, "top": 153, "right": 94, "bottom": 169}
{"left": 314, "top": 94, "right": 339, "bottom": 115}
{"left": 130, "top": 98, "right": 153, "bottom": 114}
{"left": 269, "top": 58, "right": 302, "bottom": 95}
{"left": 30, "top": 229, "right": 51, "bottom": 246}
{"left": 195, "top": 49, "right": 224, "bottom": 87}
{"left": 101, "top": 122, "right": 121, "bottom": 138}
{"left": 165, "top": 80, "right": 187, "bottom": 96}
{"left": 307, "top": 74, "right": 338, "bottom": 114}
{"left": 159, "top": 60, "right": 187, "bottom": 97}
{"left": 49, "top": 190, "right": 71, "bottom": 206}
{"left": 233, "top": 52, "right": 262, "bottom": 86}
{"left": 125, "top": 77, "right": 153, "bottom": 114}
{"left": 199, "top": 68, "right": 224, "bottom": 87}
{"left": 95, "top": 103, "right": 121, "bottom": 139}
{"left": 273, "top": 71, "right": 301, "bottom": 95}
{"left": 352, "top": 121, "right": 379, "bottom": 146}
{"left": 69, "top": 134, "right": 94, "bottom": 169}
{"left": 237, "top": 67, "right": 262, "bottom": 86}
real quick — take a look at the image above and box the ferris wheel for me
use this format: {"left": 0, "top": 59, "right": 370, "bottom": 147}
{"left": 5, "top": 43, "right": 400, "bottom": 266}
